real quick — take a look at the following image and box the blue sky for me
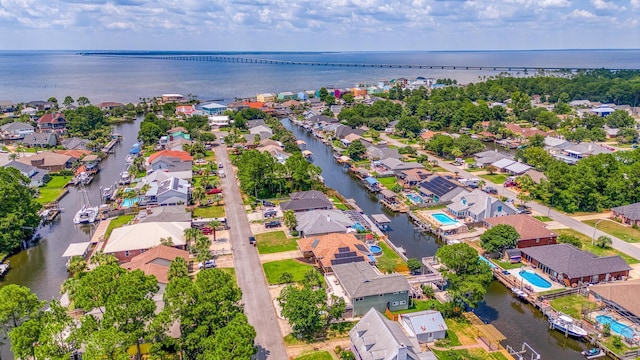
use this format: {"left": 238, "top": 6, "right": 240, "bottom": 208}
{"left": 1, "top": 0, "right": 639, "bottom": 50}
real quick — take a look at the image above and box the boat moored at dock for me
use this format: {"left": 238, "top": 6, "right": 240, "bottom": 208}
{"left": 550, "top": 314, "right": 588, "bottom": 338}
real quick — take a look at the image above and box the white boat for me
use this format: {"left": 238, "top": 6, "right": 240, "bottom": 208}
{"left": 0, "top": 262, "right": 9, "bottom": 276}
{"left": 119, "top": 171, "right": 131, "bottom": 185}
{"left": 102, "top": 186, "right": 113, "bottom": 200}
{"left": 73, "top": 205, "right": 99, "bottom": 224}
{"left": 510, "top": 287, "right": 528, "bottom": 299}
{"left": 550, "top": 314, "right": 588, "bottom": 338}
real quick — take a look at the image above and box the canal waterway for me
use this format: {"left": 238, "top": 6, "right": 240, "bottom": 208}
{"left": 1, "top": 118, "right": 141, "bottom": 359}
{"left": 282, "top": 118, "right": 589, "bottom": 360}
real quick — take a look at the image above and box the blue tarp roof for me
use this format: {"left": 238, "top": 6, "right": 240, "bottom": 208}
{"left": 364, "top": 177, "right": 379, "bottom": 185}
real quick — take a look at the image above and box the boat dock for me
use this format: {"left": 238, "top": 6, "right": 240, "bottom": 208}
{"left": 101, "top": 135, "right": 122, "bottom": 153}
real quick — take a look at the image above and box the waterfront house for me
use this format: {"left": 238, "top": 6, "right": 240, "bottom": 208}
{"left": 378, "top": 158, "right": 425, "bottom": 173}
{"left": 0, "top": 100, "right": 15, "bottom": 112}
{"left": 588, "top": 279, "right": 640, "bottom": 326}
{"left": 22, "top": 132, "right": 58, "bottom": 147}
{"left": 246, "top": 119, "right": 267, "bottom": 129}
{"left": 364, "top": 142, "right": 402, "bottom": 161}
{"left": 166, "top": 137, "right": 193, "bottom": 151}
{"left": 295, "top": 210, "right": 356, "bottom": 237}
{"left": 350, "top": 309, "right": 438, "bottom": 360}
{"left": 161, "top": 94, "right": 184, "bottom": 103}
{"left": 257, "top": 93, "right": 276, "bottom": 103}
{"left": 333, "top": 261, "right": 411, "bottom": 315}
{"left": 148, "top": 150, "right": 193, "bottom": 165}
{"left": 297, "top": 233, "right": 371, "bottom": 273}
{"left": 277, "top": 91, "right": 295, "bottom": 100}
{"left": 447, "top": 189, "right": 515, "bottom": 222}
{"left": 297, "top": 91, "right": 309, "bottom": 101}
{"left": 520, "top": 244, "right": 631, "bottom": 286}
{"left": 29, "top": 100, "right": 55, "bottom": 111}
{"left": 103, "top": 221, "right": 190, "bottom": 263}
{"left": 37, "top": 113, "right": 66, "bottom": 131}
{"left": 341, "top": 133, "right": 363, "bottom": 146}
{"left": 258, "top": 144, "right": 291, "bottom": 164}
{"left": 504, "top": 123, "right": 548, "bottom": 139}
{"left": 0, "top": 122, "right": 34, "bottom": 138}
{"left": 611, "top": 203, "right": 640, "bottom": 227}
{"left": 474, "top": 150, "right": 513, "bottom": 168}
{"left": 399, "top": 310, "right": 448, "bottom": 343}
{"left": 136, "top": 205, "right": 192, "bottom": 224}
{"left": 280, "top": 190, "right": 333, "bottom": 213}
{"left": 484, "top": 214, "right": 557, "bottom": 249}
{"left": 418, "top": 175, "right": 466, "bottom": 203}
{"left": 121, "top": 245, "right": 189, "bottom": 284}
{"left": 248, "top": 125, "right": 273, "bottom": 139}
{"left": 19, "top": 152, "right": 74, "bottom": 172}
{"left": 144, "top": 177, "right": 190, "bottom": 206}
{"left": 226, "top": 101, "right": 249, "bottom": 112}
{"left": 553, "top": 142, "right": 613, "bottom": 164}
{"left": 334, "top": 124, "right": 365, "bottom": 140}
{"left": 150, "top": 155, "right": 193, "bottom": 173}
{"left": 20, "top": 107, "right": 38, "bottom": 119}
{"left": 96, "top": 102, "right": 124, "bottom": 111}
{"left": 208, "top": 115, "right": 230, "bottom": 127}
{"left": 397, "top": 168, "right": 431, "bottom": 188}
{"left": 3, "top": 160, "right": 50, "bottom": 187}
{"left": 62, "top": 137, "right": 89, "bottom": 150}
{"left": 201, "top": 102, "right": 227, "bottom": 116}
{"left": 175, "top": 104, "right": 196, "bottom": 117}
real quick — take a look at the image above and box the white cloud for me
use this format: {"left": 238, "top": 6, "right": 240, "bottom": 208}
{"left": 567, "top": 8, "right": 596, "bottom": 18}
{"left": 632, "top": 0, "right": 640, "bottom": 8}
{"left": 592, "top": 0, "right": 618, "bottom": 10}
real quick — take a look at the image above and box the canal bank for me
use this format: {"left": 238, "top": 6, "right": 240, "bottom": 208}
{"left": 0, "top": 118, "right": 142, "bottom": 359}
{"left": 282, "top": 118, "right": 590, "bottom": 360}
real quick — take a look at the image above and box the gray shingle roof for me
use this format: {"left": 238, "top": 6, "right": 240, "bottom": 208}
{"left": 611, "top": 203, "right": 640, "bottom": 221}
{"left": 379, "top": 158, "right": 425, "bottom": 171}
{"left": 280, "top": 190, "right": 333, "bottom": 212}
{"left": 296, "top": 210, "right": 354, "bottom": 236}
{"left": 333, "top": 262, "right": 411, "bottom": 298}
{"left": 0, "top": 122, "right": 33, "bottom": 132}
{"left": 520, "top": 244, "right": 631, "bottom": 279}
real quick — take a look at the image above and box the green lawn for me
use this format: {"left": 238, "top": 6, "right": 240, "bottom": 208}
{"left": 495, "top": 259, "right": 524, "bottom": 270}
{"left": 549, "top": 295, "right": 593, "bottom": 319}
{"left": 377, "top": 241, "right": 408, "bottom": 272}
{"left": 105, "top": 215, "right": 135, "bottom": 239}
{"left": 192, "top": 205, "right": 225, "bottom": 218}
{"left": 480, "top": 173, "right": 508, "bottom": 184}
{"left": 377, "top": 176, "right": 398, "bottom": 189}
{"left": 262, "top": 259, "right": 315, "bottom": 285}
{"left": 294, "top": 351, "right": 333, "bottom": 360}
{"left": 555, "top": 228, "right": 639, "bottom": 264}
{"left": 583, "top": 219, "right": 640, "bottom": 243}
{"left": 533, "top": 216, "right": 552, "bottom": 222}
{"left": 36, "top": 175, "right": 72, "bottom": 204}
{"left": 393, "top": 299, "right": 440, "bottom": 314}
{"left": 256, "top": 231, "right": 299, "bottom": 254}
{"left": 329, "top": 196, "right": 349, "bottom": 210}
{"left": 433, "top": 349, "right": 509, "bottom": 360}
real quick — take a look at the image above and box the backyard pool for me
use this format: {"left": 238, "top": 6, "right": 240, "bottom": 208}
{"left": 353, "top": 222, "right": 366, "bottom": 232}
{"left": 432, "top": 213, "right": 459, "bottom": 226}
{"left": 121, "top": 197, "right": 140, "bottom": 208}
{"left": 405, "top": 193, "right": 424, "bottom": 204}
{"left": 519, "top": 270, "right": 552, "bottom": 289}
{"left": 596, "top": 315, "right": 636, "bottom": 339}
{"left": 479, "top": 255, "right": 497, "bottom": 269}
{"left": 369, "top": 245, "right": 382, "bottom": 255}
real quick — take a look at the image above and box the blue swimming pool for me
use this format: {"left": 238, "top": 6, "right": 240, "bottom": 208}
{"left": 353, "top": 222, "right": 366, "bottom": 232}
{"left": 369, "top": 245, "right": 382, "bottom": 255}
{"left": 432, "top": 213, "right": 459, "bottom": 226}
{"left": 405, "top": 193, "right": 424, "bottom": 204}
{"left": 596, "top": 315, "right": 636, "bottom": 338}
{"left": 121, "top": 197, "right": 139, "bottom": 208}
{"left": 519, "top": 270, "right": 552, "bottom": 289}
{"left": 479, "top": 255, "right": 497, "bottom": 269}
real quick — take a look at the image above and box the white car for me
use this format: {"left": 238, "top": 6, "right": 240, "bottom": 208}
{"left": 198, "top": 259, "right": 216, "bottom": 269}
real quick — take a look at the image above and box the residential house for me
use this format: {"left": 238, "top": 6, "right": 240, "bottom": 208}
{"left": 307, "top": 114, "right": 336, "bottom": 125}
{"left": 61, "top": 137, "right": 89, "bottom": 150}
{"left": 249, "top": 125, "right": 273, "bottom": 139}
{"left": 256, "top": 93, "right": 276, "bottom": 103}
{"left": 504, "top": 123, "right": 548, "bottom": 139}
{"left": 148, "top": 150, "right": 193, "bottom": 166}
{"left": 277, "top": 92, "right": 295, "bottom": 100}
{"left": 18, "top": 152, "right": 74, "bottom": 172}
{"left": 474, "top": 150, "right": 513, "bottom": 167}
{"left": 0, "top": 100, "right": 16, "bottom": 112}
{"left": 397, "top": 168, "right": 431, "bottom": 188}
{"left": 378, "top": 158, "right": 425, "bottom": 173}
{"left": 363, "top": 141, "right": 402, "bottom": 161}
{"left": 341, "top": 133, "right": 363, "bottom": 146}
{"left": 447, "top": 189, "right": 515, "bottom": 222}
{"left": 611, "top": 203, "right": 640, "bottom": 227}
{"left": 350, "top": 309, "right": 437, "bottom": 360}
{"left": 330, "top": 105, "right": 343, "bottom": 115}
{"left": 297, "top": 91, "right": 309, "bottom": 101}
{"left": 103, "top": 221, "right": 190, "bottom": 263}
{"left": 0, "top": 122, "right": 34, "bottom": 138}
{"left": 208, "top": 115, "right": 230, "bottom": 127}
{"left": 296, "top": 209, "right": 355, "bottom": 237}
{"left": 399, "top": 310, "right": 448, "bottom": 343}
{"left": 28, "top": 100, "right": 55, "bottom": 111}
{"left": 297, "top": 233, "right": 371, "bottom": 273}
{"left": 161, "top": 94, "right": 185, "bottom": 103}
{"left": 55, "top": 149, "right": 90, "bottom": 160}
{"left": 282, "top": 99, "right": 301, "bottom": 108}
{"left": 280, "top": 190, "right": 333, "bottom": 212}
{"left": 20, "top": 107, "right": 37, "bottom": 119}
{"left": 553, "top": 142, "right": 613, "bottom": 164}
{"left": 135, "top": 205, "right": 192, "bottom": 224}
{"left": 258, "top": 144, "right": 291, "bottom": 164}
{"left": 588, "top": 280, "right": 640, "bottom": 327}
{"left": 37, "top": 113, "right": 66, "bottom": 131}
{"left": 175, "top": 104, "right": 196, "bottom": 117}
{"left": 96, "top": 102, "right": 124, "bottom": 111}
{"left": 592, "top": 106, "right": 615, "bottom": 117}
{"left": 165, "top": 137, "right": 193, "bottom": 151}
{"left": 484, "top": 214, "right": 557, "bottom": 249}
{"left": 333, "top": 261, "right": 411, "bottom": 315}
{"left": 521, "top": 169, "right": 547, "bottom": 184}
{"left": 144, "top": 177, "right": 190, "bottom": 206}
{"left": 246, "top": 119, "right": 267, "bottom": 129}
{"left": 490, "top": 158, "right": 532, "bottom": 175}
{"left": 22, "top": 132, "right": 58, "bottom": 147}
{"left": 259, "top": 138, "right": 282, "bottom": 148}
{"left": 569, "top": 100, "right": 592, "bottom": 108}
{"left": 241, "top": 134, "right": 260, "bottom": 149}
{"left": 150, "top": 156, "right": 193, "bottom": 172}
{"left": 418, "top": 176, "right": 466, "bottom": 203}
{"left": 226, "top": 101, "right": 249, "bottom": 112}
{"left": 420, "top": 130, "right": 437, "bottom": 141}
{"left": 121, "top": 245, "right": 190, "bottom": 284}
{"left": 520, "top": 244, "right": 631, "bottom": 286}
{"left": 3, "top": 160, "right": 50, "bottom": 187}
{"left": 201, "top": 102, "right": 227, "bottom": 115}
{"left": 334, "top": 124, "right": 365, "bottom": 140}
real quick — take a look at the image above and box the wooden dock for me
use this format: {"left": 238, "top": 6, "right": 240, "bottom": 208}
{"left": 101, "top": 137, "right": 121, "bottom": 153}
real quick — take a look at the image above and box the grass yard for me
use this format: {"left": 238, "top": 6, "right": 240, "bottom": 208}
{"left": 262, "top": 259, "right": 315, "bottom": 285}
{"left": 377, "top": 241, "right": 408, "bottom": 272}
{"left": 192, "top": 205, "right": 225, "bottom": 218}
{"left": 549, "top": 295, "right": 593, "bottom": 319}
{"left": 533, "top": 215, "right": 552, "bottom": 222}
{"left": 377, "top": 176, "right": 398, "bottom": 189}
{"left": 294, "top": 351, "right": 333, "bottom": 360}
{"left": 555, "top": 228, "right": 639, "bottom": 264}
{"left": 329, "top": 196, "right": 349, "bottom": 210}
{"left": 393, "top": 299, "right": 441, "bottom": 315}
{"left": 36, "top": 175, "right": 72, "bottom": 204}
{"left": 433, "top": 349, "right": 509, "bottom": 360}
{"left": 256, "top": 231, "right": 299, "bottom": 254}
{"left": 495, "top": 260, "right": 524, "bottom": 270}
{"left": 105, "top": 215, "right": 135, "bottom": 239}
{"left": 583, "top": 219, "right": 640, "bottom": 243}
{"left": 480, "top": 173, "right": 508, "bottom": 185}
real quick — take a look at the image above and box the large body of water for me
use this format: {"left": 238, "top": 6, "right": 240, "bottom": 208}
{"left": 1, "top": 49, "right": 640, "bottom": 104}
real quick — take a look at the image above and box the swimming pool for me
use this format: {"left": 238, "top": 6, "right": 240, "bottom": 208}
{"left": 432, "top": 213, "right": 459, "bottom": 226}
{"left": 479, "top": 255, "right": 497, "bottom": 269}
{"left": 519, "top": 270, "right": 552, "bottom": 289}
{"left": 405, "top": 193, "right": 424, "bottom": 204}
{"left": 369, "top": 245, "right": 382, "bottom": 255}
{"left": 121, "top": 197, "right": 139, "bottom": 208}
{"left": 353, "top": 222, "right": 366, "bottom": 232}
{"left": 596, "top": 315, "right": 636, "bottom": 338}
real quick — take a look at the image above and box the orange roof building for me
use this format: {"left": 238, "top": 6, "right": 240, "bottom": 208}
{"left": 121, "top": 245, "right": 189, "bottom": 284}
{"left": 55, "top": 149, "right": 91, "bottom": 159}
{"left": 148, "top": 149, "right": 193, "bottom": 164}
{"left": 484, "top": 214, "right": 557, "bottom": 249}
{"left": 243, "top": 101, "right": 265, "bottom": 109}
{"left": 297, "top": 233, "right": 371, "bottom": 272}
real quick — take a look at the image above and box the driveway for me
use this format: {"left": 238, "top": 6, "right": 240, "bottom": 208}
{"left": 380, "top": 134, "right": 640, "bottom": 261}
{"left": 214, "top": 143, "right": 288, "bottom": 360}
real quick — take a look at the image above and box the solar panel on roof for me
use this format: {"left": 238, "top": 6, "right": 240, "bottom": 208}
{"left": 331, "top": 256, "right": 365, "bottom": 266}
{"left": 338, "top": 246, "right": 351, "bottom": 253}
{"left": 311, "top": 239, "right": 320, "bottom": 248}
{"left": 335, "top": 251, "right": 358, "bottom": 259}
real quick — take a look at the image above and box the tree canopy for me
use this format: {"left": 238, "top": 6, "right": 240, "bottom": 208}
{"left": 0, "top": 167, "right": 42, "bottom": 254}
{"left": 480, "top": 224, "right": 520, "bottom": 254}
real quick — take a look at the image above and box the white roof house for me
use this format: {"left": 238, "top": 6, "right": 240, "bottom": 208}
{"left": 103, "top": 222, "right": 190, "bottom": 254}
{"left": 399, "top": 310, "right": 448, "bottom": 343}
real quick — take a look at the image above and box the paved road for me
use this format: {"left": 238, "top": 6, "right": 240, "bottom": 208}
{"left": 214, "top": 143, "right": 289, "bottom": 360}
{"left": 380, "top": 134, "right": 640, "bottom": 261}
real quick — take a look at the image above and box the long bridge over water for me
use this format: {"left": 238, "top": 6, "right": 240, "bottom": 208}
{"left": 78, "top": 53, "right": 638, "bottom": 72}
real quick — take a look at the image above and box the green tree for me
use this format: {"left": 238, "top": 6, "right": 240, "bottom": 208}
{"left": 278, "top": 285, "right": 326, "bottom": 339}
{"left": 208, "top": 219, "right": 221, "bottom": 241}
{"left": 63, "top": 95, "right": 74, "bottom": 107}
{"left": 0, "top": 167, "right": 42, "bottom": 254}
{"left": 558, "top": 234, "right": 582, "bottom": 249}
{"left": 346, "top": 140, "right": 367, "bottom": 161}
{"left": 191, "top": 186, "right": 206, "bottom": 206}
{"left": 279, "top": 272, "right": 294, "bottom": 284}
{"left": 407, "top": 258, "right": 422, "bottom": 272}
{"left": 138, "top": 121, "right": 164, "bottom": 144}
{"left": 605, "top": 110, "right": 635, "bottom": 128}
{"left": 283, "top": 209, "right": 297, "bottom": 231}
{"left": 0, "top": 284, "right": 43, "bottom": 338}
{"left": 480, "top": 224, "right": 520, "bottom": 254}
{"left": 596, "top": 235, "right": 612, "bottom": 249}
{"left": 77, "top": 96, "right": 91, "bottom": 106}
{"left": 435, "top": 243, "right": 492, "bottom": 310}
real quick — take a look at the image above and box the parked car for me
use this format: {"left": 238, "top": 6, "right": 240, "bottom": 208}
{"left": 206, "top": 188, "right": 222, "bottom": 195}
{"left": 265, "top": 221, "right": 281, "bottom": 228}
{"left": 262, "top": 200, "right": 276, "bottom": 207}
{"left": 263, "top": 209, "right": 277, "bottom": 218}
{"left": 218, "top": 162, "right": 223, "bottom": 168}
{"left": 249, "top": 236, "right": 256, "bottom": 245}
{"left": 516, "top": 206, "right": 531, "bottom": 214}
{"left": 503, "top": 180, "right": 517, "bottom": 187}
{"left": 201, "top": 226, "right": 213, "bottom": 235}
{"left": 198, "top": 259, "right": 216, "bottom": 269}
{"left": 483, "top": 186, "right": 498, "bottom": 194}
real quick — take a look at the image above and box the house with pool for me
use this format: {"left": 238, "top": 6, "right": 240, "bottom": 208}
{"left": 297, "top": 233, "right": 373, "bottom": 273}
{"left": 520, "top": 244, "right": 631, "bottom": 287}
{"left": 446, "top": 189, "right": 515, "bottom": 223}
{"left": 588, "top": 279, "right": 640, "bottom": 339}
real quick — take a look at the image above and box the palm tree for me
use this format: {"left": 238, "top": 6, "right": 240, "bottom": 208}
{"left": 478, "top": 179, "right": 486, "bottom": 190}
{"left": 183, "top": 228, "right": 201, "bottom": 252}
{"left": 211, "top": 194, "right": 223, "bottom": 206}
{"left": 191, "top": 186, "right": 206, "bottom": 206}
{"left": 208, "top": 220, "right": 221, "bottom": 241}
{"left": 596, "top": 236, "right": 612, "bottom": 249}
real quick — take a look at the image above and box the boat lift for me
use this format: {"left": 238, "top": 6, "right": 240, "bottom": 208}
{"left": 507, "top": 342, "right": 540, "bottom": 360}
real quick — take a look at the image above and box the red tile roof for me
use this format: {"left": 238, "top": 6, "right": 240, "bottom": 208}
{"left": 120, "top": 245, "right": 189, "bottom": 284}
{"left": 148, "top": 150, "right": 193, "bottom": 163}
{"left": 297, "top": 233, "right": 369, "bottom": 270}
{"left": 243, "top": 101, "right": 265, "bottom": 109}
{"left": 504, "top": 124, "right": 547, "bottom": 138}
{"left": 484, "top": 214, "right": 556, "bottom": 241}
{"left": 37, "top": 113, "right": 65, "bottom": 124}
